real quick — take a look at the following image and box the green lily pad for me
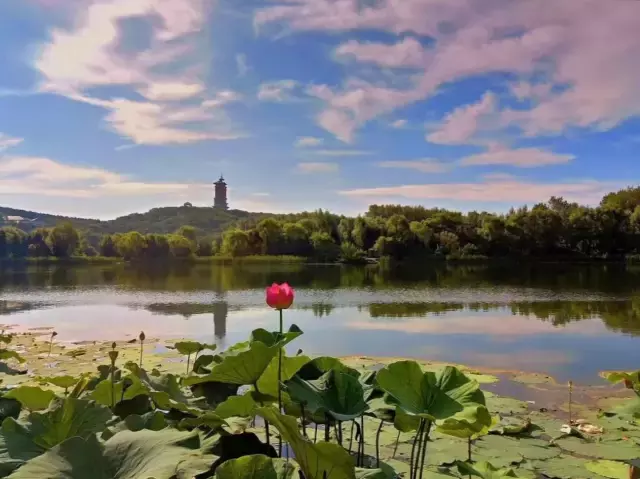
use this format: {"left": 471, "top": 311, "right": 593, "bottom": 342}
{"left": 184, "top": 342, "right": 280, "bottom": 386}
{"left": 585, "top": 460, "right": 629, "bottom": 479}
{"left": 172, "top": 341, "right": 216, "bottom": 356}
{"left": 285, "top": 369, "right": 368, "bottom": 421}
{"left": 0, "top": 350, "right": 25, "bottom": 364}
{"left": 256, "top": 354, "right": 310, "bottom": 399}
{"left": 554, "top": 436, "right": 640, "bottom": 460}
{"left": 102, "top": 411, "right": 167, "bottom": 440}
{"left": 250, "top": 325, "right": 303, "bottom": 348}
{"left": 4, "top": 386, "right": 56, "bottom": 411}
{"left": 258, "top": 407, "right": 356, "bottom": 479}
{"left": 475, "top": 435, "right": 560, "bottom": 462}
{"left": 456, "top": 460, "right": 519, "bottom": 478}
{"left": 7, "top": 429, "right": 214, "bottom": 479}
{"left": 215, "top": 393, "right": 260, "bottom": 418}
{"left": 35, "top": 376, "right": 80, "bottom": 390}
{"left": 436, "top": 406, "right": 492, "bottom": 440}
{"left": 530, "top": 455, "right": 597, "bottom": 479}
{"left": 215, "top": 454, "right": 298, "bottom": 478}
{"left": 296, "top": 357, "right": 360, "bottom": 380}
{"left": 377, "top": 362, "right": 485, "bottom": 421}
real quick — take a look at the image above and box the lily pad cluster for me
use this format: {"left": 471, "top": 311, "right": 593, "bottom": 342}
{"left": 0, "top": 328, "right": 638, "bottom": 478}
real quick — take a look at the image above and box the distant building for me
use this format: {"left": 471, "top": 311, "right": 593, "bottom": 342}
{"left": 0, "top": 215, "right": 42, "bottom": 227}
{"left": 214, "top": 175, "right": 229, "bottom": 210}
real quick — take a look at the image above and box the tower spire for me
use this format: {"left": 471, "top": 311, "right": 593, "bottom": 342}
{"left": 214, "top": 175, "right": 229, "bottom": 210}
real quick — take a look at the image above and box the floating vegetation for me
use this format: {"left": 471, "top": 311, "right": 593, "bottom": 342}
{"left": 0, "top": 294, "right": 637, "bottom": 477}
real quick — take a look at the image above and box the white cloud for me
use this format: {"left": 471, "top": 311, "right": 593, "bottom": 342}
{"left": 0, "top": 134, "right": 23, "bottom": 152}
{"left": 310, "top": 149, "right": 371, "bottom": 157}
{"left": 257, "top": 80, "right": 299, "bottom": 102}
{"left": 459, "top": 146, "right": 574, "bottom": 168}
{"left": 33, "top": 0, "right": 242, "bottom": 146}
{"left": 297, "top": 162, "right": 339, "bottom": 173}
{"left": 295, "top": 136, "right": 324, "bottom": 147}
{"left": 0, "top": 156, "right": 207, "bottom": 198}
{"left": 427, "top": 93, "right": 497, "bottom": 145}
{"left": 340, "top": 179, "right": 616, "bottom": 205}
{"left": 377, "top": 159, "right": 450, "bottom": 173}
{"left": 390, "top": 119, "right": 407, "bottom": 129}
{"left": 256, "top": 0, "right": 640, "bottom": 142}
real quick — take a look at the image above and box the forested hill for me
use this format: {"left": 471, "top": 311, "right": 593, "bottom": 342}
{"left": 0, "top": 205, "right": 268, "bottom": 236}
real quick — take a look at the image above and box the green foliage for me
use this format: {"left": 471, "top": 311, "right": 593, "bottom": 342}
{"left": 215, "top": 454, "right": 298, "bottom": 478}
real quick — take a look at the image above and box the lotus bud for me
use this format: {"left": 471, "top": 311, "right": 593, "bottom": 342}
{"left": 139, "top": 331, "right": 146, "bottom": 342}
{"left": 111, "top": 342, "right": 116, "bottom": 350}
{"left": 108, "top": 350, "right": 119, "bottom": 363}
{"left": 265, "top": 283, "right": 295, "bottom": 310}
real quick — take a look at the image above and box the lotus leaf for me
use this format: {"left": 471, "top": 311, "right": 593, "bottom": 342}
{"left": 191, "top": 381, "right": 240, "bottom": 408}
{"left": 256, "top": 354, "right": 311, "bottom": 399}
{"left": 393, "top": 408, "right": 420, "bottom": 432}
{"left": 377, "top": 362, "right": 485, "bottom": 422}
{"left": 490, "top": 416, "right": 531, "bottom": 436}
{"left": 456, "top": 461, "right": 519, "bottom": 478}
{"left": 102, "top": 410, "right": 167, "bottom": 439}
{"left": 214, "top": 454, "right": 298, "bottom": 478}
{"left": 0, "top": 423, "right": 43, "bottom": 476}
{"left": 474, "top": 435, "right": 560, "bottom": 462}
{"left": 184, "top": 341, "right": 280, "bottom": 386}
{"left": 0, "top": 351, "right": 25, "bottom": 364}
{"left": 436, "top": 406, "right": 492, "bottom": 439}
{"left": 553, "top": 436, "right": 640, "bottom": 460}
{"left": 585, "top": 459, "right": 629, "bottom": 479}
{"left": 4, "top": 387, "right": 56, "bottom": 411}
{"left": 6, "top": 429, "right": 214, "bottom": 479}
{"left": 215, "top": 393, "right": 260, "bottom": 418}
{"left": 604, "top": 370, "right": 640, "bottom": 389}
{"left": 296, "top": 357, "right": 360, "bottom": 381}
{"left": 250, "top": 324, "right": 303, "bottom": 348}
{"left": 173, "top": 341, "right": 216, "bottom": 356}
{"left": 179, "top": 412, "right": 227, "bottom": 430}
{"left": 530, "top": 455, "right": 597, "bottom": 479}
{"left": 35, "top": 376, "right": 79, "bottom": 391}
{"left": 285, "top": 369, "right": 368, "bottom": 421}
{"left": 257, "top": 407, "right": 356, "bottom": 479}
{"left": 89, "top": 376, "right": 148, "bottom": 407}
{"left": 209, "top": 432, "right": 277, "bottom": 469}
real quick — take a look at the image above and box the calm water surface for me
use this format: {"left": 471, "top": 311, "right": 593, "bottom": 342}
{"left": 2, "top": 263, "right": 640, "bottom": 383}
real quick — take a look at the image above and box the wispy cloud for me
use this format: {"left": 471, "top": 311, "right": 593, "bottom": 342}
{"left": 390, "top": 119, "right": 408, "bottom": 129}
{"left": 310, "top": 149, "right": 372, "bottom": 157}
{"left": 377, "top": 159, "right": 450, "bottom": 173}
{"left": 295, "top": 136, "right": 324, "bottom": 147}
{"left": 257, "top": 80, "right": 300, "bottom": 102}
{"left": 297, "top": 162, "right": 339, "bottom": 173}
{"left": 459, "top": 146, "right": 574, "bottom": 168}
{"left": 0, "top": 134, "right": 23, "bottom": 152}
{"left": 236, "top": 53, "right": 249, "bottom": 77}
{"left": 427, "top": 93, "right": 498, "bottom": 145}
{"left": 256, "top": 0, "right": 640, "bottom": 143}
{"left": 340, "top": 179, "right": 618, "bottom": 205}
{"left": 33, "top": 0, "right": 243, "bottom": 146}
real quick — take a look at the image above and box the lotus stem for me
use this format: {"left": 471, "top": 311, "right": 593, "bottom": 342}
{"left": 186, "top": 353, "right": 191, "bottom": 374}
{"left": 314, "top": 423, "right": 318, "bottom": 443}
{"left": 392, "top": 430, "right": 400, "bottom": 458}
{"left": 410, "top": 419, "right": 426, "bottom": 479}
{"left": 375, "top": 420, "right": 384, "bottom": 468}
{"left": 418, "top": 421, "right": 432, "bottom": 479}
{"left": 139, "top": 331, "right": 145, "bottom": 368}
{"left": 301, "top": 403, "right": 307, "bottom": 437}
{"left": 254, "top": 382, "right": 270, "bottom": 446}
{"left": 278, "top": 309, "right": 284, "bottom": 457}
{"left": 359, "top": 415, "right": 365, "bottom": 467}
{"left": 568, "top": 380, "right": 573, "bottom": 425}
{"left": 354, "top": 420, "right": 362, "bottom": 467}
{"left": 413, "top": 420, "right": 426, "bottom": 479}
{"left": 348, "top": 421, "right": 355, "bottom": 454}
{"left": 325, "top": 415, "right": 330, "bottom": 443}
{"left": 338, "top": 420, "right": 343, "bottom": 446}
{"left": 48, "top": 331, "right": 57, "bottom": 357}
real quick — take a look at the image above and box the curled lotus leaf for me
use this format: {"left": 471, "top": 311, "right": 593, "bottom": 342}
{"left": 257, "top": 407, "right": 356, "bottom": 479}
{"left": 285, "top": 369, "right": 368, "bottom": 421}
{"left": 256, "top": 353, "right": 311, "bottom": 399}
{"left": 377, "top": 362, "right": 485, "bottom": 422}
{"left": 436, "top": 405, "right": 492, "bottom": 439}
{"left": 4, "top": 387, "right": 56, "bottom": 411}
{"left": 214, "top": 454, "right": 298, "bottom": 479}
{"left": 296, "top": 357, "right": 360, "bottom": 381}
{"left": 184, "top": 341, "right": 280, "bottom": 387}
{"left": 214, "top": 393, "right": 260, "bottom": 419}
{"left": 0, "top": 351, "right": 25, "bottom": 364}
{"left": 7, "top": 429, "right": 214, "bottom": 479}
{"left": 250, "top": 324, "right": 303, "bottom": 348}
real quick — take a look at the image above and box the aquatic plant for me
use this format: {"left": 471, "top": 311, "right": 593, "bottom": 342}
{"left": 266, "top": 282, "right": 295, "bottom": 457}
{"left": 138, "top": 331, "right": 145, "bottom": 367}
{"left": 47, "top": 331, "right": 57, "bottom": 358}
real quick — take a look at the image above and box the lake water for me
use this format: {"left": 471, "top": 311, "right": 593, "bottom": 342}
{"left": 1, "top": 262, "right": 640, "bottom": 384}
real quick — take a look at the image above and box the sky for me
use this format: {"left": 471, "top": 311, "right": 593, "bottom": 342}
{"left": 0, "top": 0, "right": 639, "bottom": 219}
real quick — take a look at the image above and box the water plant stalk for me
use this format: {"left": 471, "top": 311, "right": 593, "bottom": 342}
{"left": 138, "top": 331, "right": 145, "bottom": 367}
{"left": 410, "top": 419, "right": 426, "bottom": 479}
{"left": 253, "top": 382, "right": 270, "bottom": 446}
{"left": 348, "top": 421, "right": 355, "bottom": 453}
{"left": 277, "top": 308, "right": 284, "bottom": 457}
{"left": 324, "top": 415, "right": 330, "bottom": 442}
{"left": 375, "top": 420, "right": 384, "bottom": 467}
{"left": 392, "top": 430, "right": 400, "bottom": 458}
{"left": 48, "top": 331, "right": 57, "bottom": 357}
{"left": 314, "top": 423, "right": 318, "bottom": 443}
{"left": 568, "top": 380, "right": 573, "bottom": 424}
{"left": 300, "top": 403, "right": 307, "bottom": 437}
{"left": 418, "top": 421, "right": 432, "bottom": 479}
{"left": 359, "top": 415, "right": 365, "bottom": 467}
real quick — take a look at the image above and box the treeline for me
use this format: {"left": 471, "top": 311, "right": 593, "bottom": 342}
{"left": 4, "top": 186, "right": 640, "bottom": 262}
{"left": 219, "top": 187, "right": 640, "bottom": 261}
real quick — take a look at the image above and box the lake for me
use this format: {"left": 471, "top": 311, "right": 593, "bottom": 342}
{"left": 1, "top": 262, "right": 640, "bottom": 384}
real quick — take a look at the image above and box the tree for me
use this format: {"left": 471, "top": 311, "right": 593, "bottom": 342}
{"left": 99, "top": 235, "right": 118, "bottom": 257}
{"left": 48, "top": 222, "right": 80, "bottom": 258}
{"left": 220, "top": 229, "right": 251, "bottom": 257}
{"left": 310, "top": 232, "right": 339, "bottom": 262}
{"left": 114, "top": 232, "right": 145, "bottom": 260}
{"left": 175, "top": 226, "right": 198, "bottom": 245}
{"left": 168, "top": 234, "right": 195, "bottom": 258}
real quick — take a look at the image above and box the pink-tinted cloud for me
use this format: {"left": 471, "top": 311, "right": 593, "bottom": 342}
{"left": 459, "top": 145, "right": 574, "bottom": 168}
{"left": 340, "top": 178, "right": 617, "bottom": 204}
{"left": 427, "top": 92, "right": 497, "bottom": 145}
{"left": 257, "top": 0, "right": 640, "bottom": 142}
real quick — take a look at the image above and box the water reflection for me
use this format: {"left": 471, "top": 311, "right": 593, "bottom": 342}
{"left": 2, "top": 263, "right": 640, "bottom": 381}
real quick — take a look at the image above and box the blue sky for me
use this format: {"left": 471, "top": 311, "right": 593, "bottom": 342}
{"left": 0, "top": 0, "right": 639, "bottom": 219}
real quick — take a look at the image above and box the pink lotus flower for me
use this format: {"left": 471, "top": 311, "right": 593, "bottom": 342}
{"left": 266, "top": 283, "right": 294, "bottom": 310}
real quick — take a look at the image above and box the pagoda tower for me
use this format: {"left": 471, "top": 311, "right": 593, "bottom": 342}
{"left": 214, "top": 175, "right": 228, "bottom": 210}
